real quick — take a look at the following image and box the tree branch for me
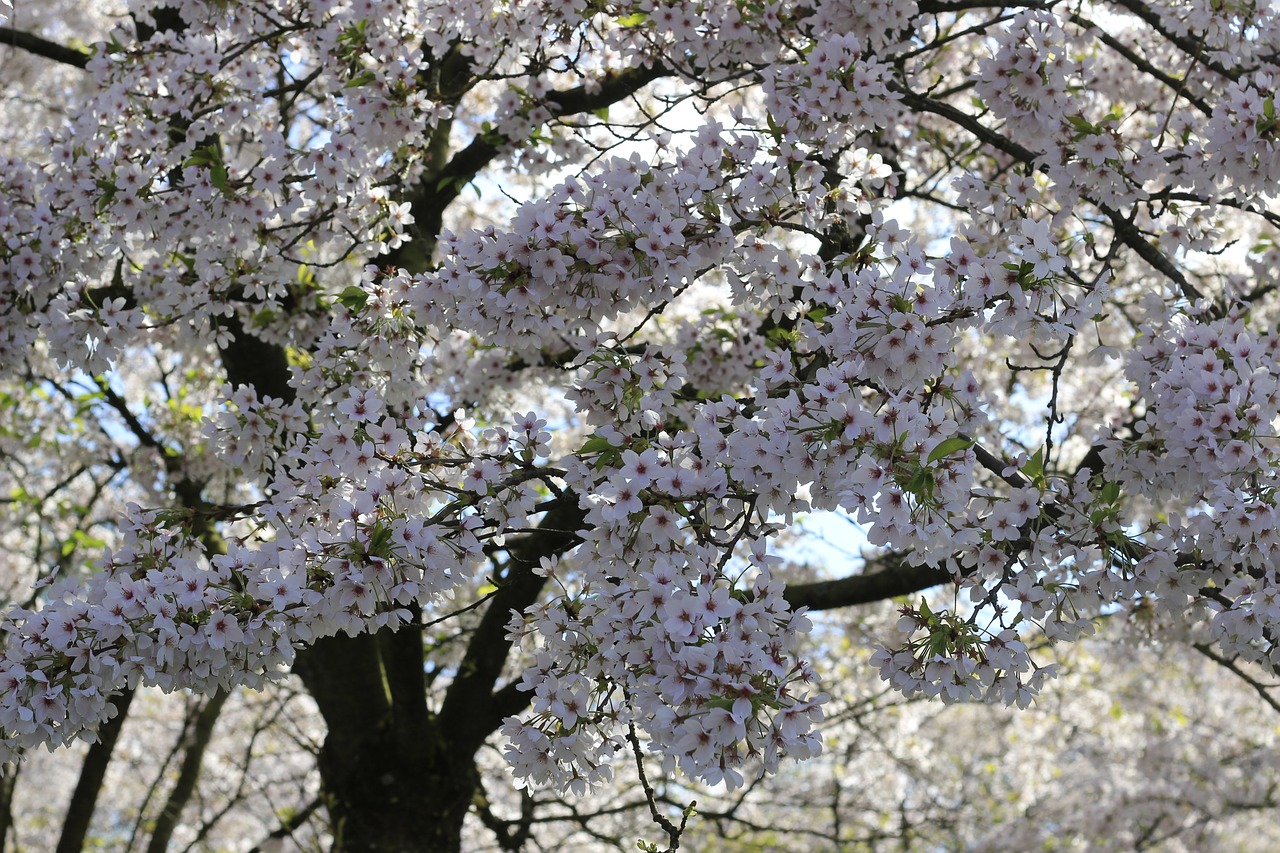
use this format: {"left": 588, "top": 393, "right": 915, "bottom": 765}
{"left": 389, "top": 62, "right": 669, "bottom": 270}
{"left": 144, "top": 690, "right": 230, "bottom": 853}
{"left": 0, "top": 28, "right": 91, "bottom": 69}
{"left": 1104, "top": 0, "right": 1236, "bottom": 79}
{"left": 244, "top": 796, "right": 322, "bottom": 853}
{"left": 897, "top": 85, "right": 1206, "bottom": 301}
{"left": 439, "top": 498, "right": 586, "bottom": 749}
{"left": 544, "top": 62, "right": 669, "bottom": 116}
{"left": 916, "top": 0, "right": 1053, "bottom": 12}
{"left": 784, "top": 556, "right": 951, "bottom": 611}
{"left": 1070, "top": 14, "right": 1212, "bottom": 115}
{"left": 0, "top": 760, "right": 17, "bottom": 853}
{"left": 55, "top": 689, "right": 137, "bottom": 853}
{"left": 1095, "top": 201, "right": 1203, "bottom": 301}
{"left": 378, "top": 604, "right": 430, "bottom": 755}
{"left": 1193, "top": 644, "right": 1280, "bottom": 716}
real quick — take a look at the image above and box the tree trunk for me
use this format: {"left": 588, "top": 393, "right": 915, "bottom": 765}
{"left": 290, "top": 502, "right": 583, "bottom": 853}
{"left": 317, "top": 727, "right": 476, "bottom": 853}
{"left": 292, "top": 629, "right": 479, "bottom": 853}
{"left": 56, "top": 688, "right": 136, "bottom": 853}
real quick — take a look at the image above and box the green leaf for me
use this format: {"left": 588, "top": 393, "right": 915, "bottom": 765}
{"left": 209, "top": 161, "right": 230, "bottom": 194}
{"left": 907, "top": 466, "right": 935, "bottom": 501}
{"left": 337, "top": 285, "right": 369, "bottom": 312}
{"left": 62, "top": 529, "right": 107, "bottom": 557}
{"left": 927, "top": 436, "right": 973, "bottom": 464}
{"left": 367, "top": 522, "right": 394, "bottom": 557}
{"left": 766, "top": 325, "right": 797, "bottom": 346}
{"left": 578, "top": 434, "right": 619, "bottom": 456}
{"left": 1022, "top": 448, "right": 1044, "bottom": 481}
{"left": 74, "top": 530, "right": 106, "bottom": 550}
{"left": 616, "top": 12, "right": 647, "bottom": 26}
{"left": 345, "top": 70, "right": 377, "bottom": 89}
{"left": 1065, "top": 114, "right": 1098, "bottom": 136}
{"left": 338, "top": 20, "right": 368, "bottom": 44}
{"left": 765, "top": 110, "right": 782, "bottom": 142}
{"left": 94, "top": 179, "right": 118, "bottom": 212}
{"left": 187, "top": 143, "right": 223, "bottom": 167}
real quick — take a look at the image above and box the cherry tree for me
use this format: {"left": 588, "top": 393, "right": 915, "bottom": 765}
{"left": 2, "top": 0, "right": 1280, "bottom": 849}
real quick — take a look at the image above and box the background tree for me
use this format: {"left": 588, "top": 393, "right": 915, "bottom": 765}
{"left": 3, "top": 0, "right": 1280, "bottom": 851}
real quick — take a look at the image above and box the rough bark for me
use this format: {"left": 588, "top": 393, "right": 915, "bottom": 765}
{"left": 290, "top": 629, "right": 476, "bottom": 852}
{"left": 289, "top": 499, "right": 584, "bottom": 852}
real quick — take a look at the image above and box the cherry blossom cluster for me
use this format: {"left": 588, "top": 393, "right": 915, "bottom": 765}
{"left": 504, "top": 549, "right": 825, "bottom": 792}
{"left": 411, "top": 159, "right": 730, "bottom": 356}
{"left": 0, "top": 396, "right": 565, "bottom": 756}
{"left": 1204, "top": 74, "right": 1280, "bottom": 201}
{"left": 761, "top": 33, "right": 901, "bottom": 156}
{"left": 1, "top": 507, "right": 294, "bottom": 753}
{"left": 974, "top": 11, "right": 1086, "bottom": 159}
{"left": 2, "top": 0, "right": 446, "bottom": 379}
{"left": 202, "top": 384, "right": 312, "bottom": 482}
{"left": 872, "top": 616, "right": 1052, "bottom": 709}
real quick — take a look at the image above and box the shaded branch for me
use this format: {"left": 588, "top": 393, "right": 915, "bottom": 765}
{"left": 55, "top": 689, "right": 137, "bottom": 853}
{"left": 916, "top": 0, "right": 1053, "bottom": 11}
{"left": 439, "top": 498, "right": 586, "bottom": 749}
{"left": 544, "top": 62, "right": 669, "bottom": 116}
{"left": 0, "top": 761, "right": 16, "bottom": 853}
{"left": 627, "top": 716, "right": 694, "bottom": 852}
{"left": 290, "top": 632, "right": 394, "bottom": 769}
{"left": 245, "top": 797, "right": 323, "bottom": 853}
{"left": 1095, "top": 201, "right": 1203, "bottom": 301}
{"left": 378, "top": 604, "right": 430, "bottom": 755}
{"left": 216, "top": 312, "right": 295, "bottom": 404}
{"left": 0, "top": 28, "right": 90, "bottom": 69}
{"left": 784, "top": 556, "right": 951, "bottom": 611}
{"left": 488, "top": 677, "right": 535, "bottom": 727}
{"left": 390, "top": 62, "right": 669, "bottom": 269}
{"left": 144, "top": 690, "right": 231, "bottom": 853}
{"left": 1194, "top": 644, "right": 1280, "bottom": 716}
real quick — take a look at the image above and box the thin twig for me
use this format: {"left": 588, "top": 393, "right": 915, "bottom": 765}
{"left": 625, "top": 709, "right": 694, "bottom": 853}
